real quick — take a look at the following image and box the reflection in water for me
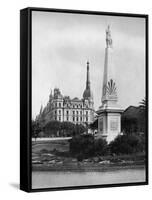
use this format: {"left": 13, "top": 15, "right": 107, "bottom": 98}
{"left": 32, "top": 169, "right": 145, "bottom": 189}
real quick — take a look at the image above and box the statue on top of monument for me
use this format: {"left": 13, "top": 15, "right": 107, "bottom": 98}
{"left": 106, "top": 25, "right": 113, "bottom": 48}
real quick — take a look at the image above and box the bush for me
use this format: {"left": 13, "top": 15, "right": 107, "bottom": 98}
{"left": 109, "top": 134, "right": 145, "bottom": 155}
{"left": 94, "top": 139, "right": 108, "bottom": 156}
{"left": 69, "top": 135, "right": 108, "bottom": 159}
{"left": 69, "top": 134, "right": 95, "bottom": 158}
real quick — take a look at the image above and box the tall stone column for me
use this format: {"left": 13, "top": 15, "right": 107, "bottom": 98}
{"left": 97, "top": 26, "right": 123, "bottom": 143}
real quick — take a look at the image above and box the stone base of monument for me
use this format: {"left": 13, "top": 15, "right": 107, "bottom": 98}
{"left": 96, "top": 106, "right": 124, "bottom": 143}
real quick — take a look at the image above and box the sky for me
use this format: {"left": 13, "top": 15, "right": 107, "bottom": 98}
{"left": 32, "top": 11, "right": 146, "bottom": 119}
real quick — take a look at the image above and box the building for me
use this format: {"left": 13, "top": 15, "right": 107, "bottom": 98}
{"left": 36, "top": 61, "right": 95, "bottom": 127}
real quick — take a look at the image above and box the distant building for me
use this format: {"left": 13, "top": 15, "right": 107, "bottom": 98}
{"left": 36, "top": 62, "right": 95, "bottom": 126}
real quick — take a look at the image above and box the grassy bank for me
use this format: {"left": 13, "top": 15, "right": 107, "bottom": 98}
{"left": 32, "top": 139, "right": 145, "bottom": 172}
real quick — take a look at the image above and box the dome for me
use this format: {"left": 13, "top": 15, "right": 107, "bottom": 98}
{"left": 83, "top": 88, "right": 93, "bottom": 100}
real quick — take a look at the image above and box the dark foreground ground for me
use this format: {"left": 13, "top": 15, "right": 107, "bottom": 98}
{"left": 32, "top": 139, "right": 145, "bottom": 171}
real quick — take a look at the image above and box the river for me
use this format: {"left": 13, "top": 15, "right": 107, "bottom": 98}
{"left": 32, "top": 168, "right": 145, "bottom": 189}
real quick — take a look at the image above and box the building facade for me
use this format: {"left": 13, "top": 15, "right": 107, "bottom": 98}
{"left": 36, "top": 62, "right": 95, "bottom": 127}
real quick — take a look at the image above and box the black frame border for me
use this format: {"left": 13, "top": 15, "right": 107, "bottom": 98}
{"left": 20, "top": 7, "right": 149, "bottom": 192}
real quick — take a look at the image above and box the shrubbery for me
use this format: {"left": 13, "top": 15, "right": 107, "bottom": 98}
{"left": 69, "top": 135, "right": 108, "bottom": 159}
{"left": 69, "top": 135, "right": 94, "bottom": 159}
{"left": 45, "top": 121, "right": 86, "bottom": 137}
{"left": 69, "top": 134, "right": 145, "bottom": 160}
{"left": 109, "top": 134, "right": 145, "bottom": 155}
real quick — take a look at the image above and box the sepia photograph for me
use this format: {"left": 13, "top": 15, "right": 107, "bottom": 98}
{"left": 30, "top": 9, "right": 148, "bottom": 190}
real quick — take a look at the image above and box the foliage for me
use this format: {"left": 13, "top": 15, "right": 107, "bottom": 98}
{"left": 45, "top": 120, "right": 61, "bottom": 137}
{"left": 121, "top": 117, "right": 138, "bottom": 135}
{"left": 69, "top": 135, "right": 108, "bottom": 159}
{"left": 139, "top": 97, "right": 146, "bottom": 108}
{"left": 109, "top": 134, "right": 145, "bottom": 155}
{"left": 44, "top": 121, "right": 86, "bottom": 137}
{"left": 32, "top": 120, "right": 41, "bottom": 140}
{"left": 121, "top": 99, "right": 146, "bottom": 134}
{"left": 94, "top": 138, "right": 108, "bottom": 156}
{"left": 69, "top": 133, "right": 145, "bottom": 160}
{"left": 69, "top": 134, "right": 95, "bottom": 158}
{"left": 89, "top": 119, "right": 98, "bottom": 130}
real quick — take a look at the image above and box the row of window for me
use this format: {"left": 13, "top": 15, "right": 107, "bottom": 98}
{"left": 54, "top": 116, "right": 88, "bottom": 122}
{"left": 53, "top": 103, "right": 89, "bottom": 109}
{"left": 54, "top": 110, "right": 88, "bottom": 115}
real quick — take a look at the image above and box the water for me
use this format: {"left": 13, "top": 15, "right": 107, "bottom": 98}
{"left": 32, "top": 168, "right": 145, "bottom": 189}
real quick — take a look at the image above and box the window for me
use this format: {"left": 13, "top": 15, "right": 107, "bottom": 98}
{"left": 55, "top": 102, "right": 57, "bottom": 107}
{"left": 59, "top": 110, "right": 61, "bottom": 114}
{"left": 55, "top": 110, "right": 57, "bottom": 114}
{"left": 73, "top": 111, "right": 75, "bottom": 115}
{"left": 80, "top": 117, "right": 82, "bottom": 121}
{"left": 86, "top": 111, "right": 88, "bottom": 115}
{"left": 67, "top": 110, "right": 69, "bottom": 115}
{"left": 73, "top": 117, "right": 75, "bottom": 121}
{"left": 55, "top": 117, "right": 57, "bottom": 120}
{"left": 59, "top": 117, "right": 61, "bottom": 121}
{"left": 80, "top": 111, "right": 82, "bottom": 115}
{"left": 59, "top": 103, "right": 61, "bottom": 107}
{"left": 86, "top": 117, "right": 88, "bottom": 121}
{"left": 76, "top": 111, "right": 78, "bottom": 115}
{"left": 76, "top": 117, "right": 78, "bottom": 122}
{"left": 67, "top": 117, "right": 69, "bottom": 121}
{"left": 77, "top": 105, "right": 79, "bottom": 108}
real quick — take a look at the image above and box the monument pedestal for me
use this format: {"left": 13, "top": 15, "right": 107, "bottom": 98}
{"left": 97, "top": 106, "right": 123, "bottom": 143}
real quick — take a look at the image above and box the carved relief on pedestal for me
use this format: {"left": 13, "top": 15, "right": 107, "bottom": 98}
{"left": 102, "top": 79, "right": 117, "bottom": 100}
{"left": 99, "top": 117, "right": 103, "bottom": 132}
{"left": 110, "top": 117, "right": 118, "bottom": 131}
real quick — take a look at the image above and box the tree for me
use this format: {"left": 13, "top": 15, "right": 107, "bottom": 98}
{"left": 69, "top": 134, "right": 95, "bottom": 158}
{"left": 60, "top": 122, "right": 75, "bottom": 136}
{"left": 75, "top": 124, "right": 86, "bottom": 135}
{"left": 139, "top": 98, "right": 146, "bottom": 108}
{"left": 138, "top": 98, "right": 146, "bottom": 133}
{"left": 32, "top": 120, "right": 41, "bottom": 141}
{"left": 121, "top": 117, "right": 138, "bottom": 135}
{"left": 89, "top": 119, "right": 98, "bottom": 131}
{"left": 45, "top": 120, "right": 61, "bottom": 137}
{"left": 109, "top": 135, "right": 145, "bottom": 155}
{"left": 94, "top": 138, "right": 108, "bottom": 156}
{"left": 121, "top": 100, "right": 146, "bottom": 135}
{"left": 69, "top": 135, "right": 108, "bottom": 159}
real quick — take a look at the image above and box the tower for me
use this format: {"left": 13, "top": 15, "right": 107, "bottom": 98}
{"left": 83, "top": 61, "right": 93, "bottom": 101}
{"left": 83, "top": 61, "right": 94, "bottom": 126}
{"left": 97, "top": 26, "right": 123, "bottom": 143}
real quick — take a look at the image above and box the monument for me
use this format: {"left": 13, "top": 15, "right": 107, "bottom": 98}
{"left": 96, "top": 26, "right": 123, "bottom": 143}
